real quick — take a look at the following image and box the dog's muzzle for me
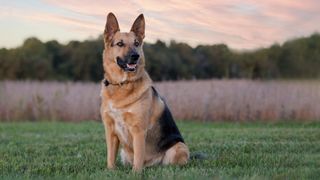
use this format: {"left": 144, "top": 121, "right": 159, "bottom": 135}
{"left": 116, "top": 53, "right": 140, "bottom": 72}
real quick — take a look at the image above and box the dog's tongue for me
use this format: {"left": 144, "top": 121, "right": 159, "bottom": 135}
{"left": 127, "top": 64, "right": 137, "bottom": 69}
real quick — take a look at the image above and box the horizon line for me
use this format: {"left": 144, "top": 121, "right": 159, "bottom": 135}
{"left": 1, "top": 32, "right": 319, "bottom": 52}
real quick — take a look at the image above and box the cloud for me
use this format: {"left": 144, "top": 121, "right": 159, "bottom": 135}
{"left": 1, "top": 0, "right": 320, "bottom": 49}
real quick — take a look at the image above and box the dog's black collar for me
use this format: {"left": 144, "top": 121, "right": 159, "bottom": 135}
{"left": 104, "top": 79, "right": 110, "bottom": 86}
{"left": 103, "top": 79, "right": 129, "bottom": 87}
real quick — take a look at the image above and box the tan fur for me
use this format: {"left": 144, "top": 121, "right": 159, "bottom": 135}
{"left": 162, "top": 142, "right": 189, "bottom": 165}
{"left": 100, "top": 13, "right": 189, "bottom": 172}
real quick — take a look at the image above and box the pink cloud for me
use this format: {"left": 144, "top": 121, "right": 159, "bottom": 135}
{"left": 1, "top": 0, "right": 320, "bottom": 49}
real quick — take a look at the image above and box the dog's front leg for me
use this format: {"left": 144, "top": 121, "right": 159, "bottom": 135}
{"left": 106, "top": 123, "right": 120, "bottom": 169}
{"left": 130, "top": 126, "right": 145, "bottom": 172}
{"left": 102, "top": 112, "right": 119, "bottom": 170}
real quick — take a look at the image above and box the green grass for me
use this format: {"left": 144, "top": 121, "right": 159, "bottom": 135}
{"left": 0, "top": 121, "right": 319, "bottom": 179}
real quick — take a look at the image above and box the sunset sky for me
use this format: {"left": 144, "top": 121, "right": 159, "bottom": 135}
{"left": 1, "top": 0, "right": 320, "bottom": 50}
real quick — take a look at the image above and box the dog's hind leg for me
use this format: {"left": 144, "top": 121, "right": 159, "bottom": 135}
{"left": 162, "top": 142, "right": 189, "bottom": 165}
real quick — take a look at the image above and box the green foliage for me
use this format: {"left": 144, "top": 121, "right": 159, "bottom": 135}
{"left": 1, "top": 33, "right": 320, "bottom": 81}
{"left": 0, "top": 121, "right": 319, "bottom": 179}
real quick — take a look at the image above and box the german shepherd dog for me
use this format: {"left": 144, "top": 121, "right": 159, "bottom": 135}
{"left": 100, "top": 13, "right": 189, "bottom": 172}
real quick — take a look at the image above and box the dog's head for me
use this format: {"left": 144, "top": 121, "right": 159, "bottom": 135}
{"left": 103, "top": 13, "right": 145, "bottom": 73}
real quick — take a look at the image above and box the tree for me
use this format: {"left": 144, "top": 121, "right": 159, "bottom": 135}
{"left": 1, "top": 33, "right": 320, "bottom": 81}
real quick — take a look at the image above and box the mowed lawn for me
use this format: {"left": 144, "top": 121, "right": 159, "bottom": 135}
{"left": 0, "top": 121, "right": 319, "bottom": 179}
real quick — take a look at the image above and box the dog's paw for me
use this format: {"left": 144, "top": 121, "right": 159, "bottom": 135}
{"left": 132, "top": 166, "right": 143, "bottom": 173}
{"left": 107, "top": 164, "right": 116, "bottom": 170}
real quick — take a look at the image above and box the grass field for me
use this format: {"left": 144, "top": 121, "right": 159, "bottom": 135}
{"left": 0, "top": 121, "right": 319, "bottom": 179}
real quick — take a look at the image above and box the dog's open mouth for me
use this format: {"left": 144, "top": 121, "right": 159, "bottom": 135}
{"left": 116, "top": 56, "right": 139, "bottom": 72}
{"left": 126, "top": 63, "right": 137, "bottom": 71}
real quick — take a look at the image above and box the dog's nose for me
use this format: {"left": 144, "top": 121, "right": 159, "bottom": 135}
{"left": 130, "top": 54, "right": 140, "bottom": 61}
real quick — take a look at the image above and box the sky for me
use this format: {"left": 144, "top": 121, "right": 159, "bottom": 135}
{"left": 1, "top": 0, "right": 320, "bottom": 50}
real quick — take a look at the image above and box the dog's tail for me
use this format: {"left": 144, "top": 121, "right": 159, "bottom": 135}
{"left": 190, "top": 152, "right": 208, "bottom": 160}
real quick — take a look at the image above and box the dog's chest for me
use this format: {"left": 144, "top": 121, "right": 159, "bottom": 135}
{"left": 107, "top": 102, "right": 129, "bottom": 143}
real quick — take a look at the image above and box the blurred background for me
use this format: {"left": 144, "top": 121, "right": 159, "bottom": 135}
{"left": 1, "top": 0, "right": 320, "bottom": 122}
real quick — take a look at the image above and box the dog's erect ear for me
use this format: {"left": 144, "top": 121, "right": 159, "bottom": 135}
{"left": 130, "top": 14, "right": 145, "bottom": 42}
{"left": 104, "top": 13, "right": 120, "bottom": 43}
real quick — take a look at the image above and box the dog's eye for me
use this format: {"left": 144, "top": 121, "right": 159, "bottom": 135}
{"left": 116, "top": 42, "right": 124, "bottom": 47}
{"left": 134, "top": 41, "right": 139, "bottom": 47}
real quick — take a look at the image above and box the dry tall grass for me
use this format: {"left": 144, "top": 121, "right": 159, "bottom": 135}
{"left": 1, "top": 80, "right": 319, "bottom": 122}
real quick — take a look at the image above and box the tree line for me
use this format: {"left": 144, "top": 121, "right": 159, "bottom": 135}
{"left": 0, "top": 33, "right": 319, "bottom": 81}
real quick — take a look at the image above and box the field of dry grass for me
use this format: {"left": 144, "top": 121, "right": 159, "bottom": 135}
{"left": 1, "top": 80, "right": 319, "bottom": 122}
